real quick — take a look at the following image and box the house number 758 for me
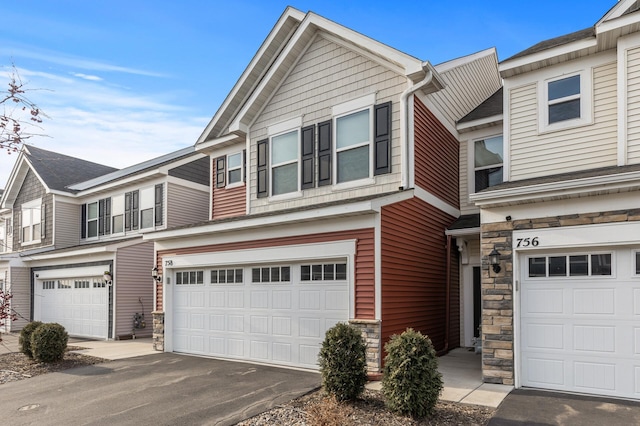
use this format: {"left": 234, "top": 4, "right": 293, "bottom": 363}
{"left": 516, "top": 237, "right": 539, "bottom": 248}
{"left": 165, "top": 260, "right": 173, "bottom": 266}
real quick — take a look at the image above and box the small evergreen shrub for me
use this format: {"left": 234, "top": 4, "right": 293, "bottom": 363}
{"left": 318, "top": 322, "right": 368, "bottom": 401}
{"left": 30, "top": 322, "right": 68, "bottom": 363}
{"left": 19, "top": 321, "right": 43, "bottom": 358}
{"left": 382, "top": 328, "right": 443, "bottom": 418}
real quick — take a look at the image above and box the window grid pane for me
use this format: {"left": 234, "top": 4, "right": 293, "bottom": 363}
{"left": 336, "top": 110, "right": 369, "bottom": 149}
{"left": 337, "top": 145, "right": 369, "bottom": 183}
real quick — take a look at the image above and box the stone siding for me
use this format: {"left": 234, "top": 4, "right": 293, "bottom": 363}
{"left": 349, "top": 319, "right": 382, "bottom": 374}
{"left": 481, "top": 208, "right": 640, "bottom": 385}
{"left": 152, "top": 311, "right": 164, "bottom": 351}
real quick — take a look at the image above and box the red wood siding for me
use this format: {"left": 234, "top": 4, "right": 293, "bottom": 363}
{"left": 413, "top": 97, "right": 459, "bottom": 209}
{"left": 155, "top": 228, "right": 375, "bottom": 318}
{"left": 380, "top": 197, "right": 459, "bottom": 352}
{"left": 211, "top": 159, "right": 247, "bottom": 220}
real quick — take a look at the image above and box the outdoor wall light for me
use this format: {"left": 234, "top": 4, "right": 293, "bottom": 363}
{"left": 151, "top": 267, "right": 162, "bottom": 283}
{"left": 489, "top": 248, "right": 502, "bottom": 274}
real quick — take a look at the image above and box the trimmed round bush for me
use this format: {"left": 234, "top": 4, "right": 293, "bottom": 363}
{"left": 19, "top": 321, "right": 43, "bottom": 358}
{"left": 382, "top": 328, "right": 443, "bottom": 418}
{"left": 30, "top": 322, "right": 68, "bottom": 363}
{"left": 318, "top": 322, "right": 368, "bottom": 401}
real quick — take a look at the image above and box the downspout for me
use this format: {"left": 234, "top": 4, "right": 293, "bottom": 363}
{"left": 400, "top": 65, "right": 433, "bottom": 190}
{"left": 439, "top": 234, "right": 452, "bottom": 356}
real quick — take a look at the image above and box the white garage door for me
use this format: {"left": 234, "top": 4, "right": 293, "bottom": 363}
{"left": 172, "top": 261, "right": 349, "bottom": 369}
{"left": 36, "top": 277, "right": 108, "bottom": 339}
{"left": 520, "top": 248, "right": 640, "bottom": 399}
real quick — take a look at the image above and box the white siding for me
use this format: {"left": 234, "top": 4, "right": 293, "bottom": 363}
{"left": 509, "top": 62, "right": 618, "bottom": 180}
{"left": 8, "top": 267, "right": 30, "bottom": 331}
{"left": 166, "top": 183, "right": 209, "bottom": 228}
{"left": 459, "top": 141, "right": 477, "bottom": 215}
{"left": 115, "top": 242, "right": 154, "bottom": 338}
{"left": 250, "top": 35, "right": 406, "bottom": 213}
{"left": 627, "top": 46, "right": 640, "bottom": 163}
{"left": 55, "top": 200, "right": 80, "bottom": 249}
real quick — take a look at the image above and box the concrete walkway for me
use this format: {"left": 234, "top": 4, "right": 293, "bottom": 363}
{"left": 366, "top": 347, "right": 513, "bottom": 408}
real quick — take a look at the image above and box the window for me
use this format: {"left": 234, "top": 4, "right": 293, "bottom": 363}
{"left": 175, "top": 270, "right": 204, "bottom": 285}
{"left": 21, "top": 199, "right": 42, "bottom": 244}
{"left": 42, "top": 281, "right": 56, "bottom": 290}
{"left": 83, "top": 198, "right": 111, "bottom": 238}
{"left": 228, "top": 153, "right": 243, "bottom": 185}
{"left": 540, "top": 70, "right": 592, "bottom": 132}
{"left": 74, "top": 280, "right": 90, "bottom": 289}
{"left": 112, "top": 194, "right": 124, "bottom": 234}
{"left": 474, "top": 135, "right": 503, "bottom": 192}
{"left": 58, "top": 280, "right": 72, "bottom": 289}
{"left": 87, "top": 202, "right": 98, "bottom": 238}
{"left": 271, "top": 130, "right": 299, "bottom": 196}
{"left": 211, "top": 268, "right": 243, "bottom": 284}
{"left": 301, "top": 263, "right": 347, "bottom": 281}
{"left": 527, "top": 253, "right": 612, "bottom": 278}
{"left": 336, "top": 109, "right": 371, "bottom": 183}
{"left": 251, "top": 266, "right": 290, "bottom": 283}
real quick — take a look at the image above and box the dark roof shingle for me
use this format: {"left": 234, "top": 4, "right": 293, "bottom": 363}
{"left": 458, "top": 88, "right": 503, "bottom": 124}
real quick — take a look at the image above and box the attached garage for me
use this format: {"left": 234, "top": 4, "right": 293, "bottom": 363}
{"left": 162, "top": 241, "right": 356, "bottom": 370}
{"left": 515, "top": 223, "right": 640, "bottom": 400}
{"left": 33, "top": 265, "right": 111, "bottom": 339}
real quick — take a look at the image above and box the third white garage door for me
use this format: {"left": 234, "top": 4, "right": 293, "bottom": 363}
{"left": 520, "top": 248, "right": 640, "bottom": 399}
{"left": 172, "top": 261, "right": 349, "bottom": 369}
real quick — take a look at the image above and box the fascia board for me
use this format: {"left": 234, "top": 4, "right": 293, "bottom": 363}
{"left": 0, "top": 154, "right": 29, "bottom": 208}
{"left": 445, "top": 227, "right": 481, "bottom": 237}
{"left": 596, "top": 0, "right": 636, "bottom": 26}
{"left": 196, "top": 8, "right": 305, "bottom": 144}
{"left": 596, "top": 11, "right": 640, "bottom": 35}
{"left": 195, "top": 134, "right": 242, "bottom": 153}
{"left": 145, "top": 197, "right": 397, "bottom": 242}
{"left": 499, "top": 38, "right": 597, "bottom": 76}
{"left": 435, "top": 47, "right": 497, "bottom": 73}
{"left": 470, "top": 171, "right": 640, "bottom": 207}
{"left": 457, "top": 115, "right": 503, "bottom": 133}
{"left": 27, "top": 238, "right": 144, "bottom": 261}
{"left": 73, "top": 169, "right": 163, "bottom": 197}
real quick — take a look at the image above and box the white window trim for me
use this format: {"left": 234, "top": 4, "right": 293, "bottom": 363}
{"left": 538, "top": 69, "right": 593, "bottom": 134}
{"left": 268, "top": 122, "right": 302, "bottom": 200}
{"left": 86, "top": 200, "right": 99, "bottom": 239}
{"left": 332, "top": 104, "right": 375, "bottom": 188}
{"left": 524, "top": 251, "right": 615, "bottom": 280}
{"left": 470, "top": 133, "right": 504, "bottom": 195}
{"left": 21, "top": 198, "right": 42, "bottom": 246}
{"left": 226, "top": 152, "right": 244, "bottom": 189}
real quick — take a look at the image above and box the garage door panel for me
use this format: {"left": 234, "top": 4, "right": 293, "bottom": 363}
{"left": 273, "top": 291, "right": 291, "bottom": 309}
{"left": 526, "top": 323, "right": 564, "bottom": 350}
{"left": 575, "top": 361, "right": 616, "bottom": 391}
{"left": 273, "top": 343, "right": 292, "bottom": 362}
{"left": 251, "top": 291, "right": 269, "bottom": 308}
{"left": 525, "top": 289, "right": 563, "bottom": 314}
{"left": 228, "top": 291, "right": 244, "bottom": 308}
{"left": 272, "top": 317, "right": 291, "bottom": 335}
{"left": 573, "top": 288, "right": 615, "bottom": 314}
{"left": 573, "top": 325, "right": 615, "bottom": 352}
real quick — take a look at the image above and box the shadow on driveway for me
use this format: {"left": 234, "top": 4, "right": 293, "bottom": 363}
{"left": 1, "top": 353, "right": 320, "bottom": 425}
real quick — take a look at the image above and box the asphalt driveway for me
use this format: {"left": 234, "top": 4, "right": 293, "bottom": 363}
{"left": 0, "top": 353, "right": 320, "bottom": 426}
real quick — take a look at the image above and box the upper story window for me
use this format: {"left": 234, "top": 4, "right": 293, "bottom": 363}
{"left": 474, "top": 135, "right": 503, "bottom": 192}
{"left": 335, "top": 109, "right": 371, "bottom": 183}
{"left": 21, "top": 198, "right": 42, "bottom": 244}
{"left": 215, "top": 151, "right": 245, "bottom": 189}
{"left": 86, "top": 198, "right": 110, "bottom": 238}
{"left": 227, "top": 153, "right": 243, "bottom": 185}
{"left": 271, "top": 130, "right": 299, "bottom": 196}
{"left": 539, "top": 70, "right": 592, "bottom": 133}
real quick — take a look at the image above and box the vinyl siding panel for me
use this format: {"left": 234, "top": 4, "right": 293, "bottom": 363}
{"left": 155, "top": 228, "right": 375, "bottom": 318}
{"left": 54, "top": 200, "right": 80, "bottom": 249}
{"left": 212, "top": 159, "right": 246, "bottom": 220}
{"left": 429, "top": 53, "right": 501, "bottom": 127}
{"left": 8, "top": 267, "right": 30, "bottom": 331}
{"left": 459, "top": 141, "right": 477, "bottom": 215}
{"left": 12, "top": 170, "right": 52, "bottom": 249}
{"left": 381, "top": 197, "right": 458, "bottom": 352}
{"left": 168, "top": 157, "right": 210, "bottom": 186}
{"left": 166, "top": 182, "right": 209, "bottom": 228}
{"left": 510, "top": 62, "right": 618, "bottom": 180}
{"left": 414, "top": 97, "right": 459, "bottom": 208}
{"left": 250, "top": 35, "right": 405, "bottom": 213}
{"left": 115, "top": 242, "right": 154, "bottom": 338}
{"left": 627, "top": 47, "right": 640, "bottom": 163}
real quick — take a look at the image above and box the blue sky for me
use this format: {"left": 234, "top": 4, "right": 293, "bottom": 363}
{"left": 0, "top": 0, "right": 615, "bottom": 187}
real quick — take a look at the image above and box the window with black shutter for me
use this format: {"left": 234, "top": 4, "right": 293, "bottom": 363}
{"left": 257, "top": 139, "right": 269, "bottom": 198}
{"left": 301, "top": 125, "right": 315, "bottom": 189}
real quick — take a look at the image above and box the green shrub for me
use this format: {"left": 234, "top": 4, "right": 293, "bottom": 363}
{"left": 30, "top": 322, "right": 68, "bottom": 363}
{"left": 382, "top": 328, "right": 443, "bottom": 418}
{"left": 318, "top": 322, "right": 368, "bottom": 401}
{"left": 19, "top": 321, "right": 43, "bottom": 358}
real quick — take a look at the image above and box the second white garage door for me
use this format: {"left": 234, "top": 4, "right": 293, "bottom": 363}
{"left": 172, "top": 261, "right": 349, "bottom": 369}
{"left": 520, "top": 248, "right": 640, "bottom": 399}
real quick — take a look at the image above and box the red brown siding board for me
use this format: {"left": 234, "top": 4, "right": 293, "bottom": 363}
{"left": 155, "top": 228, "right": 375, "bottom": 318}
{"left": 380, "top": 196, "right": 459, "bottom": 353}
{"left": 413, "top": 97, "right": 459, "bottom": 209}
{"left": 211, "top": 159, "right": 246, "bottom": 220}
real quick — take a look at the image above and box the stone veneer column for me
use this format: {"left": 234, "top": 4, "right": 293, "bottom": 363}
{"left": 349, "top": 319, "right": 382, "bottom": 374}
{"left": 480, "top": 209, "right": 640, "bottom": 386}
{"left": 152, "top": 311, "right": 164, "bottom": 351}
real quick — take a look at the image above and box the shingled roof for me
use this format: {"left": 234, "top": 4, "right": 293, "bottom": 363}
{"left": 458, "top": 87, "right": 503, "bottom": 124}
{"left": 24, "top": 145, "right": 118, "bottom": 192}
{"left": 502, "top": 27, "right": 596, "bottom": 63}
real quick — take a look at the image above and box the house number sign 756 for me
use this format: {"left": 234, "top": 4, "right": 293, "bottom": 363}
{"left": 516, "top": 237, "right": 539, "bottom": 248}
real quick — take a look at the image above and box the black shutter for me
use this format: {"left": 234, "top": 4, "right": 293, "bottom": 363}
{"left": 257, "top": 139, "right": 269, "bottom": 198}
{"left": 81, "top": 203, "right": 87, "bottom": 238}
{"left": 215, "top": 157, "right": 226, "bottom": 188}
{"left": 132, "top": 190, "right": 139, "bottom": 230}
{"left": 98, "top": 199, "right": 105, "bottom": 236}
{"left": 104, "top": 198, "right": 111, "bottom": 234}
{"left": 40, "top": 201, "right": 46, "bottom": 239}
{"left": 155, "top": 184, "right": 163, "bottom": 226}
{"left": 318, "top": 120, "right": 332, "bottom": 186}
{"left": 243, "top": 149, "right": 247, "bottom": 183}
{"left": 124, "top": 192, "right": 131, "bottom": 231}
{"left": 374, "top": 101, "right": 392, "bottom": 176}
{"left": 301, "top": 125, "right": 315, "bottom": 189}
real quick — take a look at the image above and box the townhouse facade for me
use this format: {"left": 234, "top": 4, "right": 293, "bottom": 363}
{"left": 145, "top": 7, "right": 500, "bottom": 372}
{"left": 0, "top": 145, "right": 209, "bottom": 339}
{"left": 464, "top": 0, "right": 640, "bottom": 400}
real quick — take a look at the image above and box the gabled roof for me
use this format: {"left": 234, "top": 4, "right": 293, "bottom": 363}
{"left": 196, "top": 7, "right": 444, "bottom": 149}
{"left": 500, "top": 0, "right": 640, "bottom": 77}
